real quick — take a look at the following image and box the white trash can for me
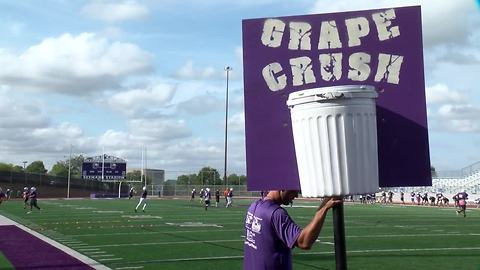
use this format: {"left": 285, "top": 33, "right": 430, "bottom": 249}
{"left": 287, "top": 85, "right": 379, "bottom": 197}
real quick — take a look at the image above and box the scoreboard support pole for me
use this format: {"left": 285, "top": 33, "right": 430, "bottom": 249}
{"left": 333, "top": 202, "right": 347, "bottom": 270}
{"left": 118, "top": 181, "right": 122, "bottom": 198}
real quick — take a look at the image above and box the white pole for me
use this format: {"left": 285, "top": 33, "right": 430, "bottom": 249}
{"left": 67, "top": 144, "right": 72, "bottom": 199}
{"left": 118, "top": 181, "right": 122, "bottom": 198}
{"left": 145, "top": 147, "right": 148, "bottom": 188}
{"left": 102, "top": 147, "right": 105, "bottom": 181}
{"left": 141, "top": 146, "right": 144, "bottom": 184}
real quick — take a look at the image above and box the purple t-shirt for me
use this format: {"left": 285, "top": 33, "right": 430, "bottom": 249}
{"left": 244, "top": 199, "right": 302, "bottom": 270}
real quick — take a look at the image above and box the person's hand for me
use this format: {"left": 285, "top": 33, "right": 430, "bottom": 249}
{"left": 318, "top": 196, "right": 343, "bottom": 210}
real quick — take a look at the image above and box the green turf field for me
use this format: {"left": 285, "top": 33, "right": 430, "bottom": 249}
{"left": 1, "top": 198, "right": 479, "bottom": 270}
{"left": 0, "top": 251, "right": 14, "bottom": 269}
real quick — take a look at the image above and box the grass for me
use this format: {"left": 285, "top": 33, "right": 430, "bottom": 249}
{"left": 1, "top": 198, "right": 480, "bottom": 270}
{"left": 0, "top": 252, "right": 14, "bottom": 269}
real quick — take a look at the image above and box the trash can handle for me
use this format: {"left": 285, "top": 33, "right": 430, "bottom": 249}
{"left": 314, "top": 92, "right": 345, "bottom": 101}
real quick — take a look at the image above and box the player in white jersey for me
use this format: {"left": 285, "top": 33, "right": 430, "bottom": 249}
{"left": 135, "top": 186, "right": 148, "bottom": 213}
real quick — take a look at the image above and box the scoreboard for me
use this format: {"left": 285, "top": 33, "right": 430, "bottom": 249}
{"left": 82, "top": 154, "right": 126, "bottom": 180}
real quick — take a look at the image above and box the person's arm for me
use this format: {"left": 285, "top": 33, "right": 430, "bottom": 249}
{"left": 296, "top": 197, "right": 342, "bottom": 250}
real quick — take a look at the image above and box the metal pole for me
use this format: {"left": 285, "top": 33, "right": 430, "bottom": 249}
{"left": 118, "top": 181, "right": 122, "bottom": 198}
{"left": 223, "top": 66, "right": 232, "bottom": 188}
{"left": 333, "top": 202, "right": 348, "bottom": 270}
{"left": 67, "top": 145, "right": 72, "bottom": 199}
{"left": 22, "top": 161, "right": 27, "bottom": 185}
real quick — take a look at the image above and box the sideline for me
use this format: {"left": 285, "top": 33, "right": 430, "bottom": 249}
{"left": 0, "top": 213, "right": 111, "bottom": 270}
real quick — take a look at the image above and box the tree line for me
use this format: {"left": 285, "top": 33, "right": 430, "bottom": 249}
{"left": 0, "top": 157, "right": 247, "bottom": 185}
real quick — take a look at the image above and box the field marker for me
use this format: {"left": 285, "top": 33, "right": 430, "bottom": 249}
{"left": 88, "top": 239, "right": 243, "bottom": 248}
{"left": 79, "top": 248, "right": 100, "bottom": 251}
{"left": 72, "top": 228, "right": 240, "bottom": 237}
{"left": 301, "top": 246, "right": 480, "bottom": 256}
{"left": 86, "top": 251, "right": 107, "bottom": 254}
{"left": 99, "top": 257, "right": 123, "bottom": 261}
{"left": 91, "top": 254, "right": 115, "bottom": 258}
{"left": 317, "top": 240, "right": 334, "bottom": 245}
{"left": 115, "top": 266, "right": 143, "bottom": 270}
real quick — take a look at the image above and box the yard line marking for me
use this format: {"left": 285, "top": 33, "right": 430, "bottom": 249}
{"left": 300, "top": 246, "right": 480, "bottom": 256}
{"left": 318, "top": 241, "right": 334, "bottom": 245}
{"left": 91, "top": 254, "right": 115, "bottom": 258}
{"left": 85, "top": 232, "right": 479, "bottom": 248}
{"left": 79, "top": 248, "right": 100, "bottom": 251}
{"left": 72, "top": 229, "right": 240, "bottom": 237}
{"left": 86, "top": 251, "right": 107, "bottom": 254}
{"left": 113, "top": 255, "right": 243, "bottom": 264}
{"left": 88, "top": 239, "right": 243, "bottom": 248}
{"left": 115, "top": 266, "right": 143, "bottom": 270}
{"left": 99, "top": 258, "right": 123, "bottom": 261}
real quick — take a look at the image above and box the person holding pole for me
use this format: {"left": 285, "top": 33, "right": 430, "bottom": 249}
{"left": 243, "top": 190, "right": 342, "bottom": 270}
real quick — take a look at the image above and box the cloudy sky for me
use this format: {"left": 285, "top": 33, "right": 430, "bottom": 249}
{"left": 0, "top": 0, "right": 479, "bottom": 179}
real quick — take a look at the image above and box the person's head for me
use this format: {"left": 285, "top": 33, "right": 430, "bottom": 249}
{"left": 142, "top": 186, "right": 146, "bottom": 191}
{"left": 279, "top": 190, "right": 299, "bottom": 205}
{"left": 31, "top": 187, "right": 36, "bottom": 192}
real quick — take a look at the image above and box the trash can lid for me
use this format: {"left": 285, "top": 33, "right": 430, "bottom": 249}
{"left": 287, "top": 85, "right": 377, "bottom": 107}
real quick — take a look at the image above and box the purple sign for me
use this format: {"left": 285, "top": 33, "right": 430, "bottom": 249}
{"left": 242, "top": 6, "right": 431, "bottom": 190}
{"left": 82, "top": 155, "right": 126, "bottom": 180}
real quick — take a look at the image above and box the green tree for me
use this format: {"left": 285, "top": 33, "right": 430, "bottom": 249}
{"left": 48, "top": 155, "right": 85, "bottom": 178}
{"left": 227, "top": 173, "right": 240, "bottom": 185}
{"left": 198, "top": 167, "right": 221, "bottom": 186}
{"left": 176, "top": 174, "right": 198, "bottom": 185}
{"left": 226, "top": 173, "right": 247, "bottom": 185}
{"left": 126, "top": 170, "right": 152, "bottom": 184}
{"left": 26, "top": 161, "right": 46, "bottom": 174}
{"left": 0, "top": 163, "right": 23, "bottom": 173}
{"left": 49, "top": 163, "right": 69, "bottom": 177}
{"left": 127, "top": 170, "right": 142, "bottom": 181}
{"left": 239, "top": 175, "right": 247, "bottom": 185}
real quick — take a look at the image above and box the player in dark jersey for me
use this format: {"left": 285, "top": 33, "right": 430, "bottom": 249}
{"left": 0, "top": 187, "right": 5, "bottom": 205}
{"left": 400, "top": 191, "right": 405, "bottom": 204}
{"left": 456, "top": 191, "right": 468, "bottom": 217}
{"left": 215, "top": 189, "right": 220, "bottom": 207}
{"left": 135, "top": 186, "right": 148, "bottom": 213}
{"left": 191, "top": 188, "right": 196, "bottom": 201}
{"left": 128, "top": 187, "right": 135, "bottom": 199}
{"left": 27, "top": 187, "right": 41, "bottom": 213}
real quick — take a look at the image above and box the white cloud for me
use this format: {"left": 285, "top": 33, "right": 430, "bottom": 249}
{"left": 228, "top": 112, "right": 245, "bottom": 133}
{"left": 176, "top": 93, "right": 223, "bottom": 115}
{"left": 128, "top": 118, "right": 192, "bottom": 141}
{"left": 425, "top": 84, "right": 465, "bottom": 105}
{"left": 432, "top": 104, "right": 480, "bottom": 133}
{"left": 81, "top": 0, "right": 149, "bottom": 23}
{"left": 0, "top": 97, "right": 50, "bottom": 129}
{"left": 105, "top": 83, "right": 176, "bottom": 117}
{"left": 0, "top": 33, "right": 153, "bottom": 95}
{"left": 174, "top": 61, "right": 220, "bottom": 80}
{"left": 438, "top": 104, "right": 480, "bottom": 120}
{"left": 309, "top": 0, "right": 479, "bottom": 48}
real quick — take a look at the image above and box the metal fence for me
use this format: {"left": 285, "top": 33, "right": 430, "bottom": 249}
{"left": 150, "top": 184, "right": 260, "bottom": 198}
{"left": 0, "top": 170, "right": 125, "bottom": 198}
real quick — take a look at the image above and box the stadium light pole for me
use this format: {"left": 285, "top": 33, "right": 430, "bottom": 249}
{"left": 22, "top": 161, "right": 28, "bottom": 184}
{"left": 223, "top": 66, "right": 232, "bottom": 188}
{"left": 67, "top": 144, "right": 72, "bottom": 199}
